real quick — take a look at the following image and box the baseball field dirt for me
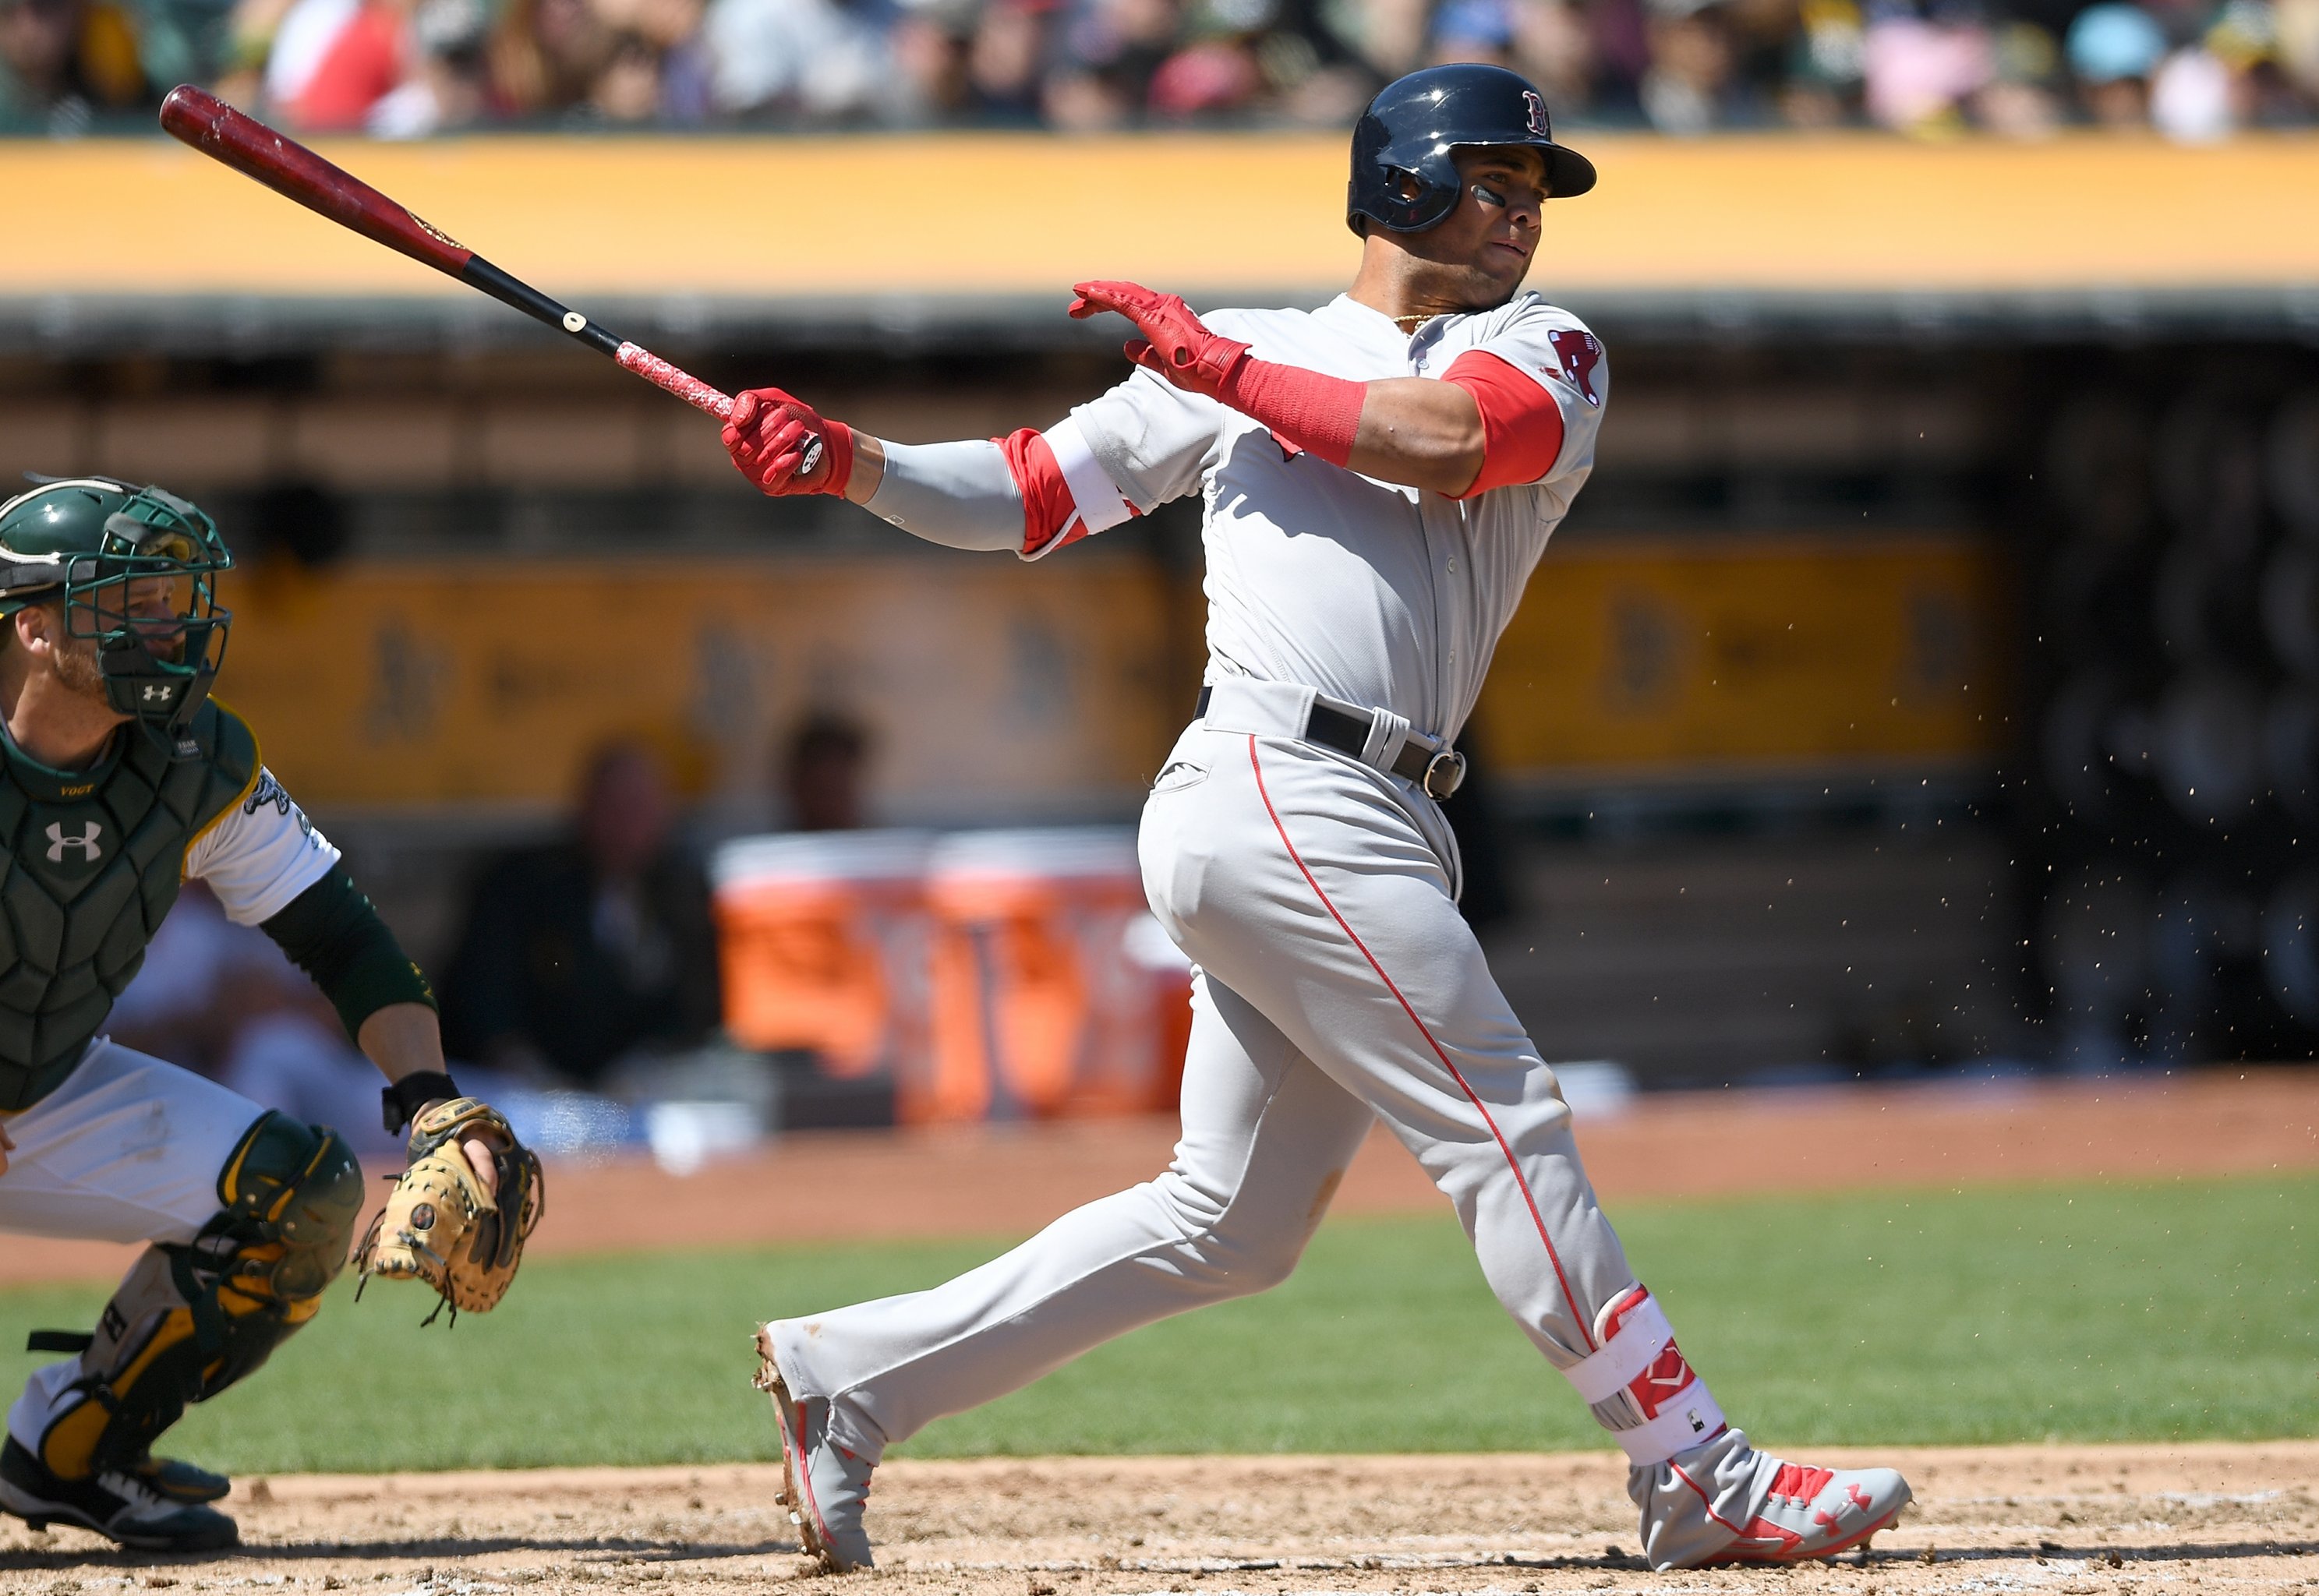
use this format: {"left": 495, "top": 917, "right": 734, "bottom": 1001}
{"left": 0, "top": 1443, "right": 2312, "bottom": 1594}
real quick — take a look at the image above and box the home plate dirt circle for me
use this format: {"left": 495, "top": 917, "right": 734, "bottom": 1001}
{"left": 0, "top": 1443, "right": 2310, "bottom": 1594}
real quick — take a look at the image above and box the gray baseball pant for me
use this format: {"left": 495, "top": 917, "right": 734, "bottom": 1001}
{"left": 769, "top": 705, "right": 1772, "bottom": 1565}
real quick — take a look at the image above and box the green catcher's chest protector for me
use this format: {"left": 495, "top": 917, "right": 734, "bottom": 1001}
{"left": 0, "top": 702, "right": 257, "bottom": 1110}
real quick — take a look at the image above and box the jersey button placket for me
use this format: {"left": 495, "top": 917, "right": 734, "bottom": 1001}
{"left": 1408, "top": 330, "right": 1458, "bottom": 733}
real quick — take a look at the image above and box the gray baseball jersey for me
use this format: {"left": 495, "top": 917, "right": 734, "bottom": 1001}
{"left": 1041, "top": 291, "right": 1608, "bottom": 743}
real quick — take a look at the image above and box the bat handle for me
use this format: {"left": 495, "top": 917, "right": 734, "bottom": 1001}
{"left": 616, "top": 342, "right": 734, "bottom": 422}
{"left": 615, "top": 341, "right": 823, "bottom": 482}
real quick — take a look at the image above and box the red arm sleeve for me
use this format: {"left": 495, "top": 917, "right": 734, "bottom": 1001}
{"left": 1212, "top": 358, "right": 1366, "bottom": 467}
{"left": 1441, "top": 348, "right": 1568, "bottom": 500}
{"left": 998, "top": 429, "right": 1137, "bottom": 558}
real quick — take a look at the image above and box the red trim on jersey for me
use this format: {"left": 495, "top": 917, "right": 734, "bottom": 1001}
{"left": 1245, "top": 735, "right": 1596, "bottom": 1350}
{"left": 1216, "top": 358, "right": 1365, "bottom": 468}
{"left": 1443, "top": 348, "right": 1566, "bottom": 499}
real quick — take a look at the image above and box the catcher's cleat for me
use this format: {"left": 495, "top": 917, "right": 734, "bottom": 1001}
{"left": 0, "top": 1436, "right": 239, "bottom": 1552}
{"left": 1671, "top": 1454, "right": 1911, "bottom": 1566}
{"left": 128, "top": 1453, "right": 233, "bottom": 1506}
{"left": 754, "top": 1336, "right": 875, "bottom": 1573}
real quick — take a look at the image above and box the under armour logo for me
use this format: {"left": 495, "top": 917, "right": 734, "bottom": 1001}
{"left": 45, "top": 821, "right": 103, "bottom": 863}
{"left": 141, "top": 683, "right": 175, "bottom": 704}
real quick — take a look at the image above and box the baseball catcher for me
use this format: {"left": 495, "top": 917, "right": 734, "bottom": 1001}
{"left": 0, "top": 476, "right": 538, "bottom": 1552}
{"left": 723, "top": 65, "right": 1911, "bottom": 1573}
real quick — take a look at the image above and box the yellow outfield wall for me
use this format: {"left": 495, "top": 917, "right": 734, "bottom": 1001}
{"left": 215, "top": 534, "right": 2006, "bottom": 814}
{"left": 1471, "top": 535, "right": 2010, "bottom": 784}
{"left": 0, "top": 133, "right": 2313, "bottom": 304}
{"left": 215, "top": 553, "right": 1184, "bottom": 815}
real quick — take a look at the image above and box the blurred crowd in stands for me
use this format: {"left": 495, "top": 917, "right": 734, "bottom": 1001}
{"left": 2, "top": 0, "right": 2315, "bottom": 139}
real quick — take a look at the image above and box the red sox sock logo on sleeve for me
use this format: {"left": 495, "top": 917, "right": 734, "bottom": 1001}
{"left": 1548, "top": 330, "right": 1603, "bottom": 408}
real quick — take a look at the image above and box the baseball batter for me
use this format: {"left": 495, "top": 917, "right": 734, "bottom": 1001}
{"left": 0, "top": 477, "right": 536, "bottom": 1554}
{"left": 721, "top": 65, "right": 1912, "bottom": 1573}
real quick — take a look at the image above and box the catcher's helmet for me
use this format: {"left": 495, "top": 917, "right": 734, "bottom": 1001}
{"left": 0, "top": 475, "right": 234, "bottom": 742}
{"left": 1346, "top": 64, "right": 1597, "bottom": 237}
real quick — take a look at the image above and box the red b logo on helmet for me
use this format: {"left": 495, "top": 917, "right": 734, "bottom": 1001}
{"left": 1523, "top": 90, "right": 1549, "bottom": 138}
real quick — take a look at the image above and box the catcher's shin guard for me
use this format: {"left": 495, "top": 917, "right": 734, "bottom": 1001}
{"left": 25, "top": 1113, "right": 363, "bottom": 1482}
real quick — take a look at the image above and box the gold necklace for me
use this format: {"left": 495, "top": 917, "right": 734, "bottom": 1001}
{"left": 1392, "top": 312, "right": 1435, "bottom": 333}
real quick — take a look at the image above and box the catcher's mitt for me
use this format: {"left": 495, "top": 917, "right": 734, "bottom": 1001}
{"left": 355, "top": 1097, "right": 545, "bottom": 1323}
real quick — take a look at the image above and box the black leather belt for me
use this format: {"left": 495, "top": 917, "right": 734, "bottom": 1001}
{"left": 1195, "top": 685, "right": 1468, "bottom": 800}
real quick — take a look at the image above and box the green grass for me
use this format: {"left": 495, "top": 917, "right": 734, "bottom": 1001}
{"left": 2, "top": 1174, "right": 2310, "bottom": 1474}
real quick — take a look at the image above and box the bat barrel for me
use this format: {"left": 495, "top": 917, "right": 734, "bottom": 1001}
{"left": 160, "top": 83, "right": 474, "bottom": 278}
{"left": 160, "top": 86, "right": 731, "bottom": 423}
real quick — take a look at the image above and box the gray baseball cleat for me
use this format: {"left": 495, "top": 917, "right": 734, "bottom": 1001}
{"left": 1653, "top": 1445, "right": 1912, "bottom": 1568}
{"left": 754, "top": 1336, "right": 875, "bottom": 1573}
{"left": 0, "top": 1436, "right": 239, "bottom": 1552}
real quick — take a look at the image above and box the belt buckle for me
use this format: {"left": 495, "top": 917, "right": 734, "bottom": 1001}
{"left": 1421, "top": 748, "right": 1467, "bottom": 800}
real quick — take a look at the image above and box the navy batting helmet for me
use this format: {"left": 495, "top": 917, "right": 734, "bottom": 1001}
{"left": 1346, "top": 64, "right": 1597, "bottom": 237}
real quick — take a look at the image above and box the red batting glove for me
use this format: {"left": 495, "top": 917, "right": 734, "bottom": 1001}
{"left": 1068, "top": 281, "right": 1251, "bottom": 400}
{"left": 723, "top": 387, "right": 855, "bottom": 497}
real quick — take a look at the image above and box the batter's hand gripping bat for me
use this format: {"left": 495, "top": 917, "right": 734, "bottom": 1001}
{"left": 157, "top": 86, "right": 822, "bottom": 472}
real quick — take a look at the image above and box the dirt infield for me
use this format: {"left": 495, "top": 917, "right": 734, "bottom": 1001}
{"left": 8, "top": 1068, "right": 2316, "bottom": 1288}
{"left": 0, "top": 1442, "right": 2311, "bottom": 1594}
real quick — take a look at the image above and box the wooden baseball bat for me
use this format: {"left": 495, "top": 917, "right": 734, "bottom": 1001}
{"left": 157, "top": 85, "right": 744, "bottom": 429}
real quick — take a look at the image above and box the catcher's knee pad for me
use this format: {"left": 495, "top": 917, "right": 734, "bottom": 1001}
{"left": 28, "top": 1114, "right": 362, "bottom": 1479}
{"left": 212, "top": 1110, "right": 368, "bottom": 1301}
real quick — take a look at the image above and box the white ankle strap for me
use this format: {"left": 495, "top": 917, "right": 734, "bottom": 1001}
{"left": 1563, "top": 1287, "right": 1728, "bottom": 1467}
{"left": 1563, "top": 1291, "right": 1674, "bottom": 1404}
{"left": 1609, "top": 1377, "right": 1727, "bottom": 1466}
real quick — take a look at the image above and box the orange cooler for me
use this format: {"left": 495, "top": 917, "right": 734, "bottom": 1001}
{"left": 712, "top": 831, "right": 935, "bottom": 1084}
{"left": 923, "top": 828, "right": 1191, "bottom": 1123}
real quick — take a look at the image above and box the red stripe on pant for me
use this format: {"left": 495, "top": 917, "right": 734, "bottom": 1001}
{"left": 1245, "top": 735, "right": 1596, "bottom": 1351}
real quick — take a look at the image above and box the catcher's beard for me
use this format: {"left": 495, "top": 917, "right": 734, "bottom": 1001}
{"left": 48, "top": 630, "right": 109, "bottom": 702}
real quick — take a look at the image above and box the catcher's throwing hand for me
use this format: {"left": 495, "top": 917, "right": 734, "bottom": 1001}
{"left": 723, "top": 387, "right": 856, "bottom": 497}
{"left": 1068, "top": 281, "right": 1252, "bottom": 400}
{"left": 355, "top": 1097, "right": 545, "bottom": 1322}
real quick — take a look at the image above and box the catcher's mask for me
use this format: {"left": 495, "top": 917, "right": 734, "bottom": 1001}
{"left": 0, "top": 475, "right": 235, "bottom": 749}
